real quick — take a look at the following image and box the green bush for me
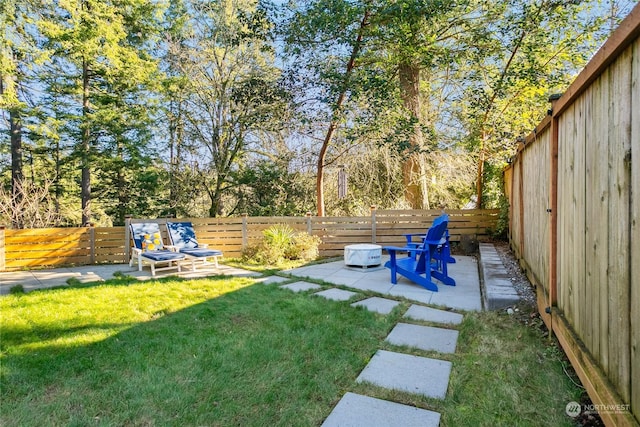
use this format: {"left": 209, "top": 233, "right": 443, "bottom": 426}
{"left": 9, "top": 285, "right": 25, "bottom": 294}
{"left": 286, "top": 232, "right": 321, "bottom": 261}
{"left": 242, "top": 225, "right": 321, "bottom": 265}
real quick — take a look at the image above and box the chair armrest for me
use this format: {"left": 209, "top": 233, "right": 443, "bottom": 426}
{"left": 403, "top": 233, "right": 425, "bottom": 244}
{"left": 199, "top": 243, "right": 209, "bottom": 248}
{"left": 131, "top": 247, "right": 142, "bottom": 255}
{"left": 165, "top": 245, "right": 179, "bottom": 252}
{"left": 383, "top": 245, "right": 427, "bottom": 253}
{"left": 403, "top": 233, "right": 425, "bottom": 238}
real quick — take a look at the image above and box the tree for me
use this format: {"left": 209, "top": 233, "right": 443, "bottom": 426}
{"left": 0, "top": 0, "right": 48, "bottom": 227}
{"left": 38, "top": 0, "right": 165, "bottom": 224}
{"left": 163, "top": 0, "right": 289, "bottom": 217}
{"left": 462, "top": 0, "right": 610, "bottom": 207}
{"left": 284, "top": 0, "right": 489, "bottom": 212}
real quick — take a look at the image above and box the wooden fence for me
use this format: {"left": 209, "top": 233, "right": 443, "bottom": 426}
{"left": 0, "top": 208, "right": 498, "bottom": 271}
{"left": 504, "top": 5, "right": 640, "bottom": 426}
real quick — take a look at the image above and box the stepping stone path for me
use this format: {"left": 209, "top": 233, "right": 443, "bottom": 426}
{"left": 385, "top": 323, "right": 458, "bottom": 354}
{"left": 279, "top": 282, "right": 463, "bottom": 426}
{"left": 280, "top": 281, "right": 322, "bottom": 292}
{"left": 314, "top": 288, "right": 360, "bottom": 301}
{"left": 351, "top": 297, "right": 400, "bottom": 315}
{"left": 322, "top": 392, "right": 441, "bottom": 427}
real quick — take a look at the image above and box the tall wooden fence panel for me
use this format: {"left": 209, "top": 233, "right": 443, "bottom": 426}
{"left": 504, "top": 5, "right": 640, "bottom": 425}
{"left": 507, "top": 123, "right": 552, "bottom": 290}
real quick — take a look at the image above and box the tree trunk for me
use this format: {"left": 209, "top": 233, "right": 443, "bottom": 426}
{"left": 475, "top": 130, "right": 487, "bottom": 209}
{"left": 10, "top": 108, "right": 23, "bottom": 228}
{"left": 2, "top": 48, "right": 25, "bottom": 228}
{"left": 54, "top": 139, "right": 61, "bottom": 222}
{"left": 399, "top": 61, "right": 429, "bottom": 210}
{"left": 81, "top": 57, "right": 91, "bottom": 226}
{"left": 168, "top": 99, "right": 183, "bottom": 218}
{"left": 116, "top": 140, "right": 126, "bottom": 225}
{"left": 316, "top": 10, "right": 370, "bottom": 217}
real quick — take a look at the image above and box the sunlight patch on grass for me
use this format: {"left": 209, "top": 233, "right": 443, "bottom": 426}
{"left": 0, "top": 276, "right": 255, "bottom": 357}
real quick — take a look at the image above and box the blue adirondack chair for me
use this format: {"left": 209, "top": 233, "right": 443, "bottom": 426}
{"left": 166, "top": 221, "right": 223, "bottom": 270}
{"left": 383, "top": 214, "right": 456, "bottom": 291}
{"left": 129, "top": 222, "right": 186, "bottom": 276}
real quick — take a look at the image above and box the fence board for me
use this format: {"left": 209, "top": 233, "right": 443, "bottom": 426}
{"left": 587, "top": 71, "right": 610, "bottom": 370}
{"left": 631, "top": 35, "right": 640, "bottom": 427}
{"left": 607, "top": 47, "right": 633, "bottom": 403}
{"left": 575, "top": 94, "right": 588, "bottom": 352}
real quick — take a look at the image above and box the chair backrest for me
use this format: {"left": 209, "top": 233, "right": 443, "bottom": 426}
{"left": 166, "top": 221, "right": 199, "bottom": 249}
{"left": 130, "top": 223, "right": 165, "bottom": 251}
{"left": 425, "top": 214, "right": 449, "bottom": 244}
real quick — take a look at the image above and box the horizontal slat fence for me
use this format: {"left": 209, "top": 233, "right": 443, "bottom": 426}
{"left": 504, "top": 5, "right": 640, "bottom": 426}
{"left": 0, "top": 209, "right": 498, "bottom": 271}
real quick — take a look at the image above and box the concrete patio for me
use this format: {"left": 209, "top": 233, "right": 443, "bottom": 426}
{"left": 0, "top": 254, "right": 485, "bottom": 313}
{"left": 284, "top": 254, "right": 482, "bottom": 311}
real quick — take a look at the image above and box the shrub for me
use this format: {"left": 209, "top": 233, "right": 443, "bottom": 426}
{"left": 9, "top": 285, "right": 25, "bottom": 294}
{"left": 286, "top": 232, "right": 321, "bottom": 261}
{"left": 242, "top": 225, "right": 321, "bottom": 265}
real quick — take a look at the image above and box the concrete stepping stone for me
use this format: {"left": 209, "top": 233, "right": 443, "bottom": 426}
{"left": 386, "top": 323, "right": 458, "bottom": 354}
{"left": 322, "top": 392, "right": 440, "bottom": 427}
{"left": 356, "top": 350, "right": 452, "bottom": 399}
{"left": 403, "top": 305, "right": 463, "bottom": 325}
{"left": 350, "top": 297, "right": 400, "bottom": 314}
{"left": 314, "top": 288, "right": 359, "bottom": 301}
{"left": 280, "top": 281, "right": 322, "bottom": 292}
{"left": 259, "top": 275, "right": 291, "bottom": 285}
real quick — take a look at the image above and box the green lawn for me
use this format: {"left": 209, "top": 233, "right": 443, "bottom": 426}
{"left": 0, "top": 273, "right": 583, "bottom": 426}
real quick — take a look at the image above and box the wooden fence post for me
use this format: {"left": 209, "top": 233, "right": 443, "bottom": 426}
{"left": 242, "top": 213, "right": 248, "bottom": 249}
{"left": 548, "top": 93, "right": 561, "bottom": 308}
{"left": 306, "top": 212, "right": 313, "bottom": 235}
{"left": 124, "top": 216, "right": 132, "bottom": 263}
{"left": 370, "top": 205, "right": 377, "bottom": 243}
{"left": 89, "top": 223, "right": 95, "bottom": 264}
{"left": 0, "top": 225, "right": 5, "bottom": 271}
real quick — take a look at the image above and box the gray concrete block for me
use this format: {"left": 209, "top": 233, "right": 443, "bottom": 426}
{"left": 479, "top": 243, "right": 520, "bottom": 311}
{"left": 356, "top": 350, "right": 452, "bottom": 399}
{"left": 314, "top": 288, "right": 360, "bottom": 301}
{"left": 258, "top": 275, "right": 291, "bottom": 285}
{"left": 351, "top": 297, "right": 400, "bottom": 314}
{"left": 279, "top": 281, "right": 322, "bottom": 292}
{"left": 321, "top": 392, "right": 441, "bottom": 427}
{"left": 403, "top": 305, "right": 463, "bottom": 325}
{"left": 385, "top": 323, "right": 459, "bottom": 354}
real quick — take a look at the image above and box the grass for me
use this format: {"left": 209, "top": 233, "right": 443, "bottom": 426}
{"left": 0, "top": 273, "right": 584, "bottom": 426}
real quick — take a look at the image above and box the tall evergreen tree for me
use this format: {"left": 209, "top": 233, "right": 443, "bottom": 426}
{"left": 38, "top": 0, "right": 165, "bottom": 225}
{"left": 0, "top": 0, "right": 47, "bottom": 227}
